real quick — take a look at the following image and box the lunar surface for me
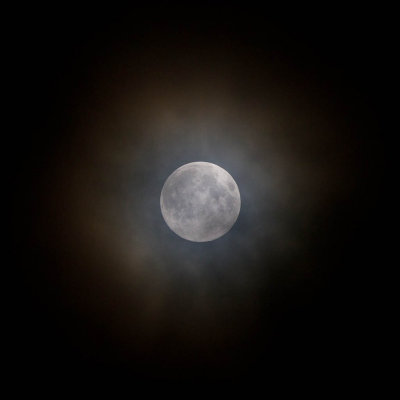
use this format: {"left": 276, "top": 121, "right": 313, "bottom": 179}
{"left": 160, "top": 162, "right": 241, "bottom": 242}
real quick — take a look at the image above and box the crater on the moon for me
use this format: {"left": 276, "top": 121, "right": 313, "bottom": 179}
{"left": 160, "top": 162, "right": 241, "bottom": 242}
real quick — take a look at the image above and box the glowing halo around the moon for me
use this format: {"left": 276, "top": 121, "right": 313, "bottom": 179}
{"left": 160, "top": 162, "right": 241, "bottom": 242}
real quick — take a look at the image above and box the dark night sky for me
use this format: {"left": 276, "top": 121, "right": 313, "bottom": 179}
{"left": 13, "top": 5, "right": 388, "bottom": 384}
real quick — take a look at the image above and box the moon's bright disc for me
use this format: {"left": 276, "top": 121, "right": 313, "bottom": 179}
{"left": 160, "top": 162, "right": 241, "bottom": 242}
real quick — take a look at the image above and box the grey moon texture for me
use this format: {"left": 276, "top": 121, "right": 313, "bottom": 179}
{"left": 160, "top": 162, "right": 241, "bottom": 242}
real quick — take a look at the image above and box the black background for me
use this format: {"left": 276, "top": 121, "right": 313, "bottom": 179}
{"left": 13, "top": 4, "right": 388, "bottom": 384}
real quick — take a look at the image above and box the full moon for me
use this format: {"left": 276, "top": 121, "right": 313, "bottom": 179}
{"left": 160, "top": 162, "right": 241, "bottom": 242}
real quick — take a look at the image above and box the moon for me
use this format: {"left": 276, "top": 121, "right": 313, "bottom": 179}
{"left": 160, "top": 162, "right": 241, "bottom": 242}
